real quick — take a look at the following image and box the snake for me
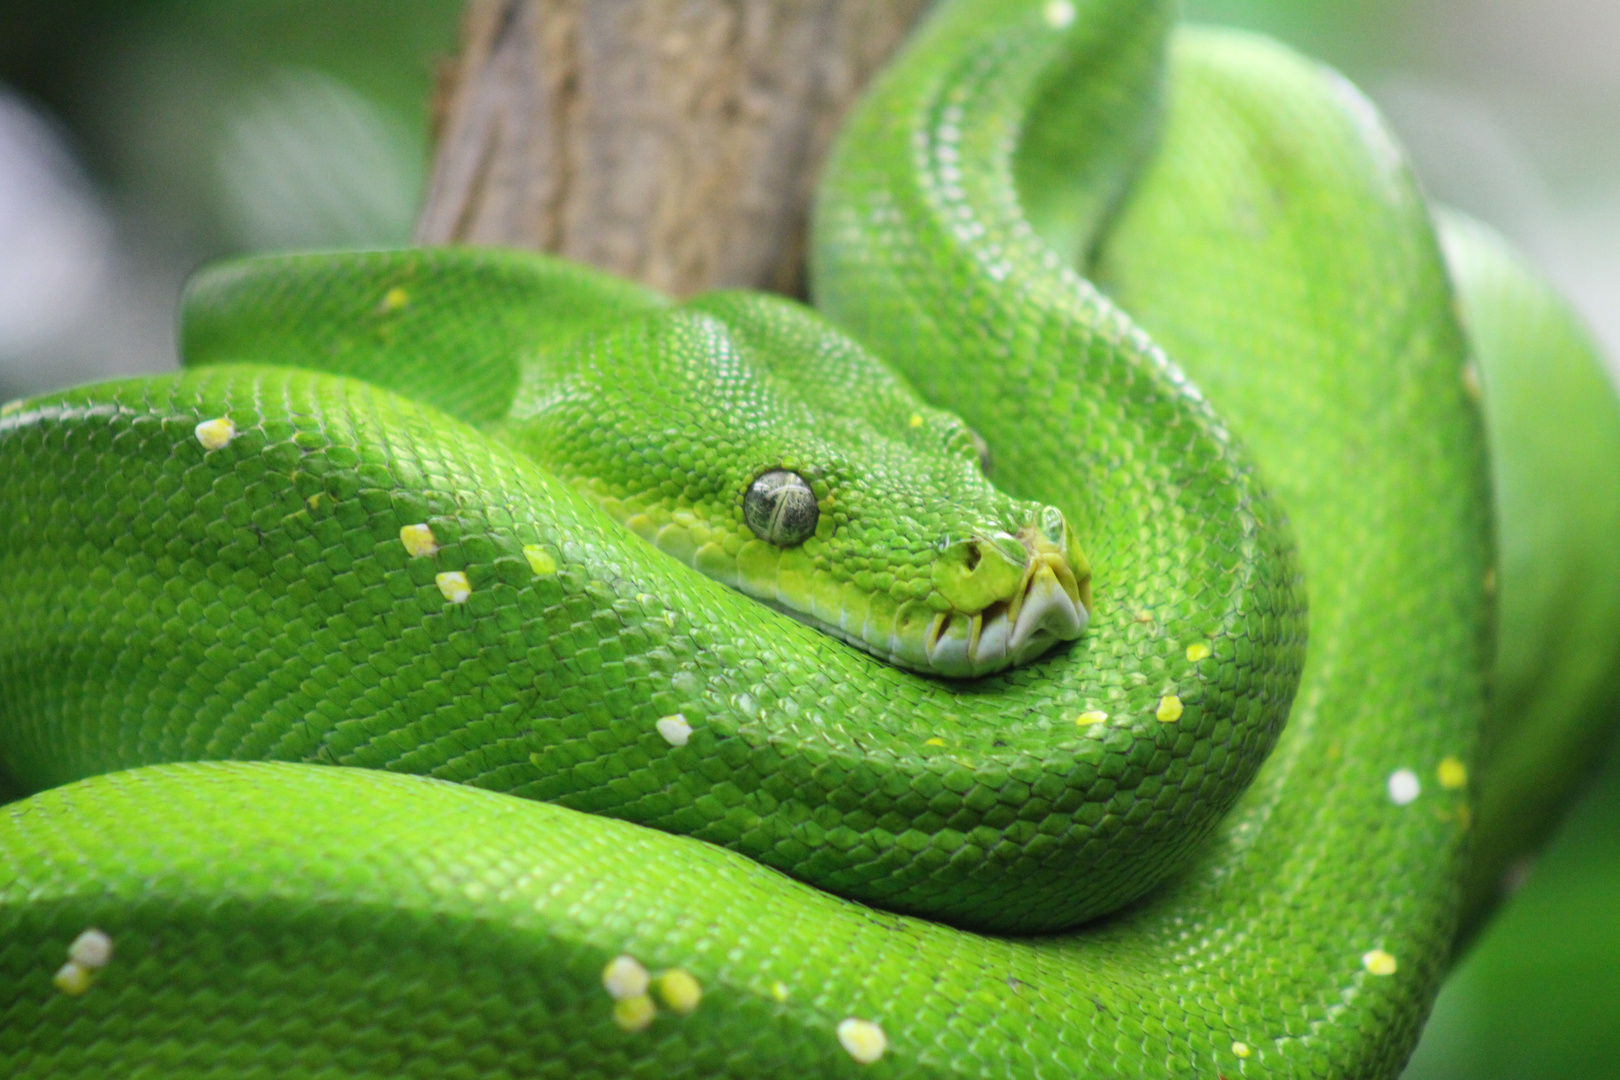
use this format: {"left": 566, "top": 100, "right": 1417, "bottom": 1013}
{"left": 4, "top": 0, "right": 1620, "bottom": 1075}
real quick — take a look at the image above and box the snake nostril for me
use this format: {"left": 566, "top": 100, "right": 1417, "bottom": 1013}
{"left": 965, "top": 543, "right": 982, "bottom": 571}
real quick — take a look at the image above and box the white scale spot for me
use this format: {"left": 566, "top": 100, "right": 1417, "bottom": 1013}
{"left": 1233, "top": 1041, "right": 1253, "bottom": 1059}
{"left": 837, "top": 1018, "right": 887, "bottom": 1064}
{"left": 1044, "top": 1, "right": 1076, "bottom": 29}
{"left": 1387, "top": 768, "right": 1421, "bottom": 806}
{"left": 194, "top": 417, "right": 236, "bottom": 450}
{"left": 657, "top": 714, "right": 692, "bottom": 747}
{"left": 68, "top": 928, "right": 113, "bottom": 969}
{"left": 602, "top": 954, "right": 650, "bottom": 1000}
{"left": 399, "top": 523, "right": 438, "bottom": 557}
{"left": 436, "top": 571, "right": 471, "bottom": 603}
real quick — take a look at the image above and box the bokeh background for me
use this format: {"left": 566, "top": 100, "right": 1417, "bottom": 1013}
{"left": 0, "top": 2, "right": 1615, "bottom": 1075}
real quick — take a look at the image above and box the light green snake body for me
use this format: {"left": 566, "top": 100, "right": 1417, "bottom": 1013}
{"left": 4, "top": 1, "right": 1620, "bottom": 1076}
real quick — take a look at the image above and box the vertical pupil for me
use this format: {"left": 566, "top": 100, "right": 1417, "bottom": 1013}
{"left": 747, "top": 470, "right": 818, "bottom": 546}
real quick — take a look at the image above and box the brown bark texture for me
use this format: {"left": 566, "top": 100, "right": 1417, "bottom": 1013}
{"left": 415, "top": 0, "right": 931, "bottom": 297}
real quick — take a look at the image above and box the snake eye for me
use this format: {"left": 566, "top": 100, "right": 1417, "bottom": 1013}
{"left": 744, "top": 470, "right": 819, "bottom": 547}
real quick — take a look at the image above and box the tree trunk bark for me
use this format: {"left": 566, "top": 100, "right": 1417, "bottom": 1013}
{"left": 415, "top": 0, "right": 931, "bottom": 298}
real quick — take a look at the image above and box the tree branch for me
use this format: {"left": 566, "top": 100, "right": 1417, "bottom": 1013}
{"left": 417, "top": 0, "right": 931, "bottom": 297}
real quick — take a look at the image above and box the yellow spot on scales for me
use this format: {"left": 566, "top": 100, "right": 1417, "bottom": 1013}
{"left": 1076, "top": 711, "right": 1107, "bottom": 726}
{"left": 53, "top": 962, "right": 91, "bottom": 996}
{"left": 400, "top": 523, "right": 438, "bottom": 557}
{"left": 654, "top": 969, "right": 702, "bottom": 1013}
{"left": 523, "top": 544, "right": 557, "bottom": 575}
{"left": 771, "top": 980, "right": 789, "bottom": 1002}
{"left": 837, "top": 1018, "right": 887, "bottom": 1064}
{"left": 613, "top": 994, "right": 657, "bottom": 1032}
{"left": 925, "top": 738, "right": 946, "bottom": 746}
{"left": 908, "top": 413, "right": 924, "bottom": 428}
{"left": 381, "top": 286, "right": 409, "bottom": 311}
{"left": 1185, "top": 642, "right": 1211, "bottom": 662}
{"left": 435, "top": 571, "right": 471, "bottom": 603}
{"left": 1156, "top": 695, "right": 1183, "bottom": 723}
{"left": 194, "top": 417, "right": 235, "bottom": 450}
{"left": 1232, "top": 1041, "right": 1253, "bottom": 1059}
{"left": 1437, "top": 757, "right": 1468, "bottom": 790}
{"left": 0, "top": 399, "right": 22, "bottom": 417}
{"left": 1362, "top": 949, "right": 1397, "bottom": 976}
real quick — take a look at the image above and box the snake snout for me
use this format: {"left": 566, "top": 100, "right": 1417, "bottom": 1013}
{"left": 921, "top": 512, "right": 1092, "bottom": 677}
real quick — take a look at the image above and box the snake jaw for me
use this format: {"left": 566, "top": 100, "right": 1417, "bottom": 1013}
{"left": 914, "top": 516, "right": 1091, "bottom": 677}
{"left": 921, "top": 554, "right": 1088, "bottom": 677}
{"left": 755, "top": 515, "right": 1089, "bottom": 678}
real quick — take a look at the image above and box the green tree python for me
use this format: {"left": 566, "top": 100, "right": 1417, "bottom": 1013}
{"left": 4, "top": 0, "right": 1620, "bottom": 1075}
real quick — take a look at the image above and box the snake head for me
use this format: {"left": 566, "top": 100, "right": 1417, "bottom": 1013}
{"left": 505, "top": 295, "right": 1093, "bottom": 680}
{"left": 730, "top": 467, "right": 1090, "bottom": 679}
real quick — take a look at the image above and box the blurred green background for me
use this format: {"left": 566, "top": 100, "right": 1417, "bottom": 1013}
{"left": 0, "top": 2, "right": 1615, "bottom": 1076}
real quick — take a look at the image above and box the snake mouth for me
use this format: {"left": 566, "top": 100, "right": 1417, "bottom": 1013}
{"left": 920, "top": 533, "right": 1089, "bottom": 677}
{"left": 742, "top": 510, "right": 1091, "bottom": 679}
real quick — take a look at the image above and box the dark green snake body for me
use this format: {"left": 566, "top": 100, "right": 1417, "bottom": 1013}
{"left": 3, "top": 1, "right": 1619, "bottom": 1076}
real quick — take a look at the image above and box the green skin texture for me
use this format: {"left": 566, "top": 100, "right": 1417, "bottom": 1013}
{"left": 2, "top": 1, "right": 1619, "bottom": 1077}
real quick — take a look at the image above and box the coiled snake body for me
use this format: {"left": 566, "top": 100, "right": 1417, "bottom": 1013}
{"left": 4, "top": 1, "right": 1619, "bottom": 1076}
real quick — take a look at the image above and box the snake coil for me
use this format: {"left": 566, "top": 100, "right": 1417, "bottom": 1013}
{"left": 4, "top": 1, "right": 1620, "bottom": 1078}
